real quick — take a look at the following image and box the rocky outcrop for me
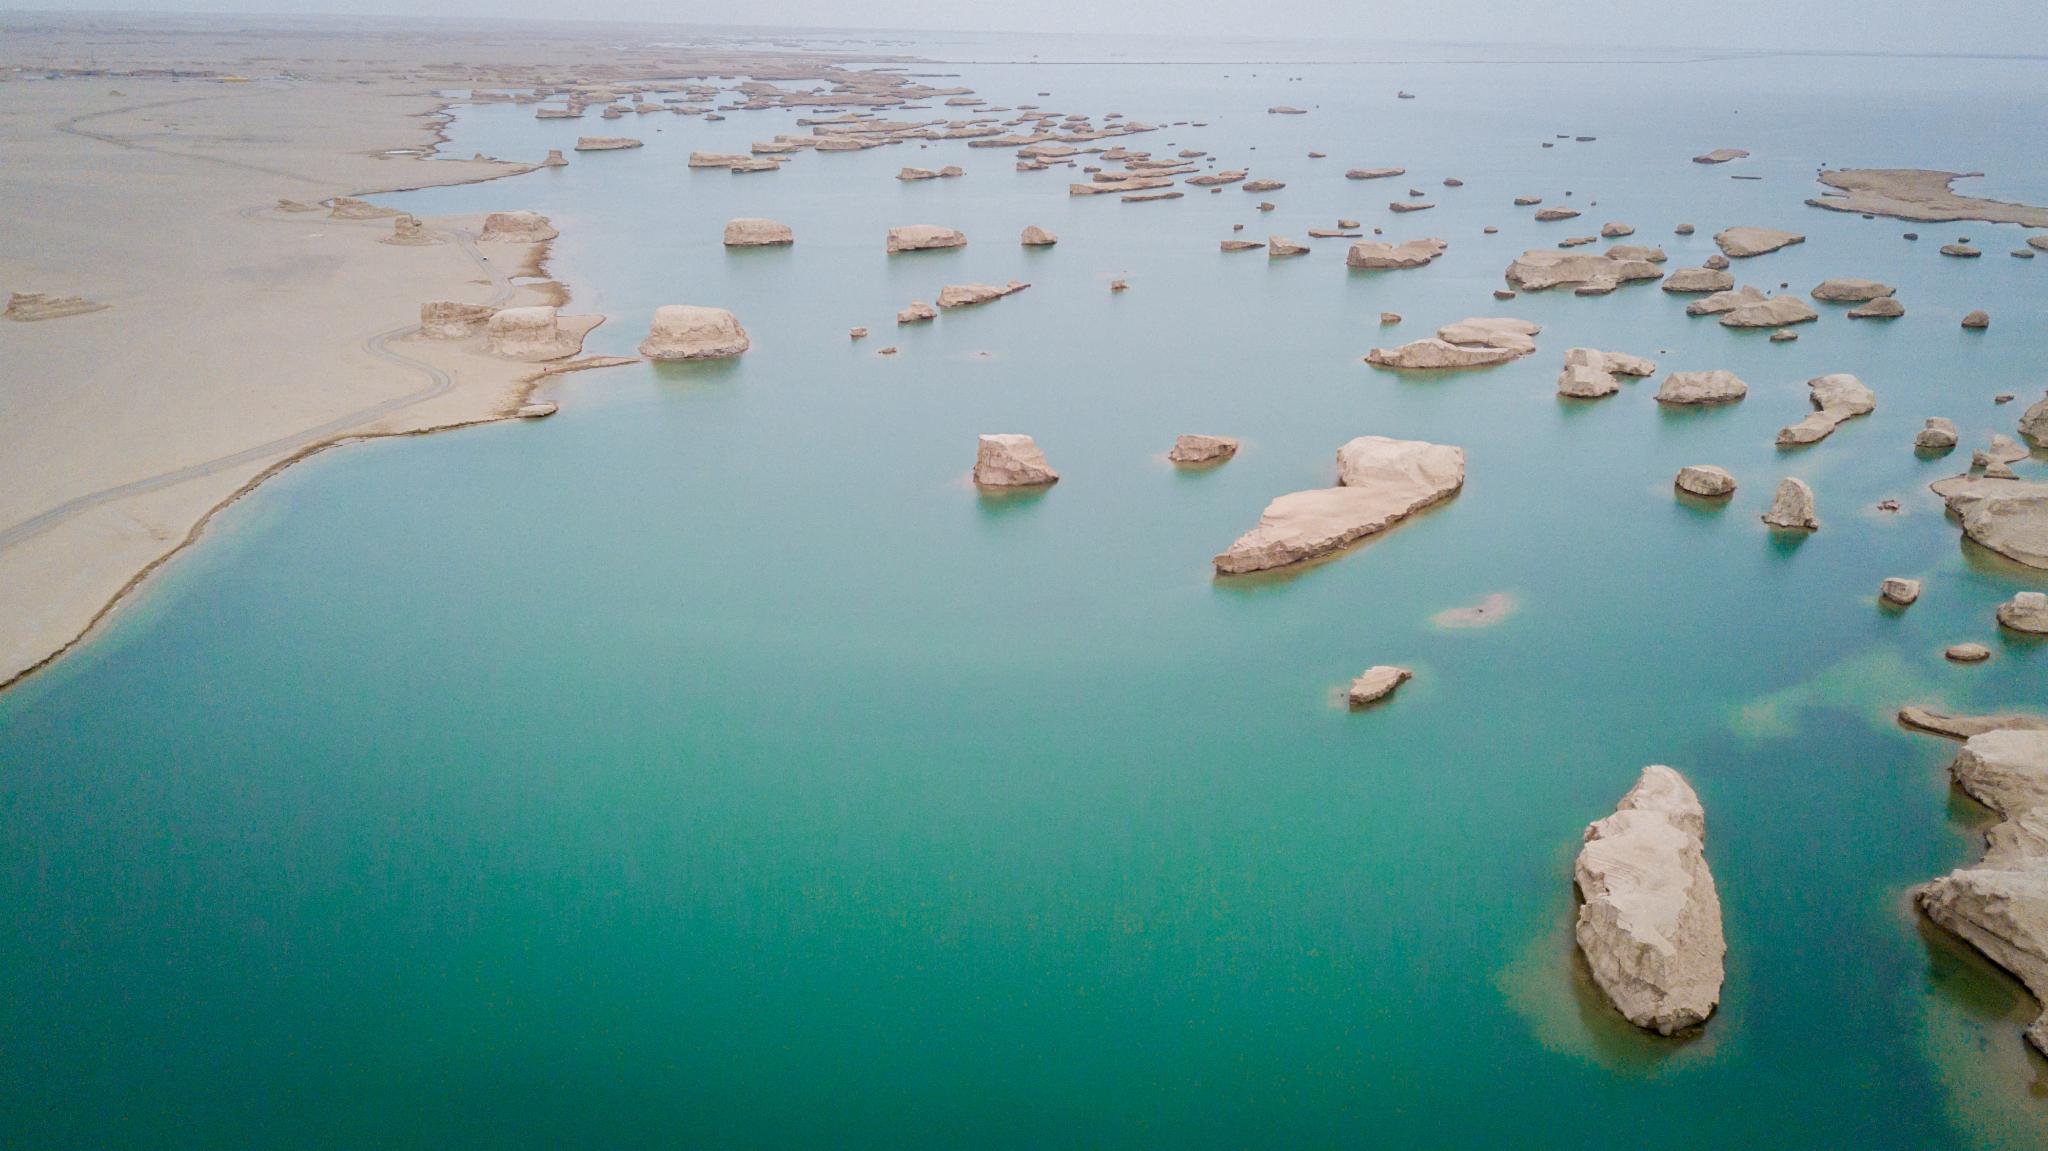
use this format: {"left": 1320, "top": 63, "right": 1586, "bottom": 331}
{"left": 1777, "top": 374, "right": 1875, "bottom": 445}
{"left": 637, "top": 305, "right": 750, "bottom": 360}
{"left": 1675, "top": 465, "right": 1736, "bottom": 498}
{"left": 1437, "top": 317, "right": 1541, "bottom": 355}
{"left": 1169, "top": 435, "right": 1240, "bottom": 465}
{"left": 1943, "top": 244, "right": 1982, "bottom": 258}
{"left": 1811, "top": 278, "right": 1894, "bottom": 302}
{"left": 1187, "top": 170, "right": 1247, "bottom": 187}
{"left": 1505, "top": 249, "right": 1662, "bottom": 292}
{"left": 328, "top": 197, "right": 399, "bottom": 220}
{"left": 973, "top": 434, "right": 1059, "bottom": 487}
{"left": 1348, "top": 666, "right": 1412, "bottom": 707}
{"left": 1849, "top": 296, "right": 1905, "bottom": 319}
{"left": 478, "top": 210, "right": 558, "bottom": 243}
{"left": 1020, "top": 225, "right": 1058, "bottom": 246}
{"left": 485, "top": 306, "right": 600, "bottom": 362}
{"left": 1916, "top": 418, "right": 1960, "bottom": 451}
{"left": 419, "top": 300, "right": 498, "bottom": 338}
{"left": 1574, "top": 765, "right": 1726, "bottom": 1036}
{"left": 1917, "top": 730, "right": 2048, "bottom": 1054}
{"left": 1806, "top": 168, "right": 2048, "bottom": 228}
{"left": 1686, "top": 286, "right": 1765, "bottom": 316}
{"left": 1962, "top": 310, "right": 1991, "bottom": 329}
{"left": 1368, "top": 318, "right": 1540, "bottom": 370}
{"left": 1762, "top": 477, "right": 1819, "bottom": 530}
{"left": 1213, "top": 437, "right": 1464, "bottom": 574}
{"left": 540, "top": 149, "right": 568, "bottom": 167}
{"left": 887, "top": 225, "right": 967, "bottom": 253}
{"left": 3, "top": 292, "right": 108, "bottom": 321}
{"left": 1557, "top": 348, "right": 1657, "bottom": 398}
{"left": 2000, "top": 592, "right": 2048, "bottom": 635}
{"left": 1692, "top": 148, "right": 1749, "bottom": 164}
{"left": 1534, "top": 207, "right": 1581, "bottom": 222}
{"left": 1268, "top": 236, "right": 1310, "bottom": 257}
{"left": 1881, "top": 577, "right": 1922, "bottom": 606}
{"left": 2020, "top": 391, "right": 2048, "bottom": 446}
{"left": 1662, "top": 267, "right": 1735, "bottom": 293}
{"left": 1347, "top": 238, "right": 1447, "bottom": 269}
{"left": 1656, "top": 371, "right": 1748, "bottom": 405}
{"left": 1713, "top": 227, "right": 1804, "bottom": 257}
{"left": 1902, "top": 709, "right": 2048, "bottom": 739}
{"left": 723, "top": 218, "right": 793, "bottom": 246}
{"left": 1221, "top": 240, "right": 1266, "bottom": 252}
{"left": 897, "top": 301, "right": 936, "bottom": 324}
{"left": 575, "top": 137, "right": 644, "bottom": 151}
{"left": 937, "top": 281, "right": 1029, "bottom": 308}
{"left": 1720, "top": 296, "right": 1819, "bottom": 328}
{"left": 688, "top": 151, "right": 752, "bottom": 168}
{"left": 1345, "top": 167, "right": 1405, "bottom": 180}
{"left": 382, "top": 215, "right": 437, "bottom": 246}
{"left": 1929, "top": 476, "right": 2048, "bottom": 569}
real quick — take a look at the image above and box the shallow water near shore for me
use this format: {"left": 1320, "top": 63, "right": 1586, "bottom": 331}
{"left": 5, "top": 44, "right": 2048, "bottom": 1147}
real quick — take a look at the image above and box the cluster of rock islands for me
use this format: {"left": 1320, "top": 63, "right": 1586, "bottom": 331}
{"left": 327, "top": 71, "right": 2048, "bottom": 1050}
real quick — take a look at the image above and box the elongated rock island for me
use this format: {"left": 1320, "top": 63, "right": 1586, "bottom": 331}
{"left": 1214, "top": 436, "right": 1463, "bottom": 574}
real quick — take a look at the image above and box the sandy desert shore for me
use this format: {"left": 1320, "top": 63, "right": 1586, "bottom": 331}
{"left": 0, "top": 15, "right": 887, "bottom": 688}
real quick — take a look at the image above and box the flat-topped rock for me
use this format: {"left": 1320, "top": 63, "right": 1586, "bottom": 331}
{"left": 478, "top": 210, "right": 558, "bottom": 243}
{"left": 1347, "top": 238, "right": 1447, "bottom": 269}
{"left": 1942, "top": 243, "right": 1982, "bottom": 258}
{"left": 1020, "top": 225, "right": 1058, "bottom": 246}
{"left": 1917, "top": 730, "right": 2048, "bottom": 1053}
{"left": 485, "top": 305, "right": 601, "bottom": 362}
{"left": 1900, "top": 707, "right": 2048, "bottom": 739}
{"left": 1916, "top": 417, "right": 1960, "bottom": 451}
{"left": 1881, "top": 577, "right": 1922, "bottom": 606}
{"left": 3, "top": 292, "right": 109, "bottom": 322}
{"left": 1505, "top": 249, "right": 1662, "bottom": 292}
{"left": 1663, "top": 266, "right": 1735, "bottom": 293}
{"left": 897, "top": 300, "right": 937, "bottom": 324}
{"left": 1214, "top": 436, "right": 1464, "bottom": 574}
{"left": 638, "top": 305, "right": 750, "bottom": 360}
{"left": 689, "top": 151, "right": 752, "bottom": 168}
{"left": 1348, "top": 666, "right": 1412, "bottom": 707}
{"left": 1811, "top": 278, "right": 1894, "bottom": 302}
{"left": 1534, "top": 207, "right": 1581, "bottom": 222}
{"left": 1557, "top": 348, "right": 1657, "bottom": 398}
{"left": 1656, "top": 370, "right": 1748, "bottom": 405}
{"left": 974, "top": 434, "right": 1059, "bottom": 487}
{"left": 1714, "top": 226, "right": 1805, "bottom": 257}
{"left": 1366, "top": 339, "right": 1517, "bottom": 371}
{"left": 1762, "top": 477, "right": 1819, "bottom": 530}
{"left": 1346, "top": 167, "right": 1406, "bottom": 180}
{"left": 1436, "top": 317, "right": 1541, "bottom": 356}
{"left": 937, "top": 281, "right": 1029, "bottom": 308}
{"left": 1168, "top": 434, "right": 1240, "bottom": 465}
{"left": 1999, "top": 592, "right": 2048, "bottom": 635}
{"left": 419, "top": 300, "right": 498, "bottom": 338}
{"left": 1575, "top": 765, "right": 1726, "bottom": 1036}
{"left": 723, "top": 217, "right": 793, "bottom": 246}
{"left": 1220, "top": 239, "right": 1266, "bottom": 252}
{"left": 1675, "top": 465, "right": 1736, "bottom": 498}
{"left": 1605, "top": 244, "right": 1667, "bottom": 263}
{"left": 575, "top": 136, "right": 643, "bottom": 151}
{"left": 886, "top": 225, "right": 968, "bottom": 253}
{"left": 1962, "top": 310, "right": 1990, "bottom": 329}
{"left": 1693, "top": 148, "right": 1750, "bottom": 164}
{"left": 1777, "top": 373, "right": 1875, "bottom": 445}
{"left": 1849, "top": 296, "right": 1905, "bottom": 319}
{"left": 1807, "top": 168, "right": 2048, "bottom": 228}
{"left": 1929, "top": 476, "right": 2048, "bottom": 569}
{"left": 1721, "top": 295, "right": 1819, "bottom": 328}
{"left": 1268, "top": 236, "right": 1310, "bottom": 257}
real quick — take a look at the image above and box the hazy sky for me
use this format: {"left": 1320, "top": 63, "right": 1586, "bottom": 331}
{"left": 4, "top": 0, "right": 2037, "bottom": 53}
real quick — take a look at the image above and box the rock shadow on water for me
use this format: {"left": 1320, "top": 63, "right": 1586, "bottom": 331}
{"left": 972, "top": 481, "right": 1053, "bottom": 517}
{"left": 1911, "top": 906, "right": 2048, "bottom": 1146}
{"left": 1671, "top": 488, "right": 1734, "bottom": 519}
{"left": 646, "top": 356, "right": 745, "bottom": 388}
{"left": 1764, "top": 525, "right": 1814, "bottom": 559}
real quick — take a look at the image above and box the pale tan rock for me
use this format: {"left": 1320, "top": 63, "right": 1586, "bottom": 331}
{"left": 1900, "top": 707, "right": 2048, "bottom": 739}
{"left": 937, "top": 281, "right": 1029, "bottom": 308}
{"left": 1943, "top": 243, "right": 1982, "bottom": 258}
{"left": 1777, "top": 374, "right": 1875, "bottom": 445}
{"left": 1849, "top": 296, "right": 1905, "bottom": 319}
{"left": 1692, "top": 148, "right": 1749, "bottom": 164}
{"left": 1366, "top": 340, "right": 1515, "bottom": 371}
{"left": 689, "top": 151, "right": 752, "bottom": 168}
{"left": 1389, "top": 200, "right": 1434, "bottom": 213}
{"left": 517, "top": 402, "right": 558, "bottom": 419}
{"left": 1929, "top": 476, "right": 2048, "bottom": 569}
{"left": 1762, "top": 477, "right": 1819, "bottom": 530}
{"left": 1020, "top": 225, "right": 1058, "bottom": 246}
{"left": 2019, "top": 391, "right": 2048, "bottom": 446}
{"left": 973, "top": 434, "right": 1059, "bottom": 487}
{"left": 1882, "top": 577, "right": 1922, "bottom": 606}
{"left": 1917, "top": 730, "right": 2048, "bottom": 1053}
{"left": 1662, "top": 267, "right": 1735, "bottom": 293}
{"left": 638, "top": 305, "right": 750, "bottom": 360}
{"left": 1347, "top": 665, "right": 1412, "bottom": 707}
{"left": 1720, "top": 296, "right": 1818, "bottom": 328}
{"left": 1244, "top": 179, "right": 1286, "bottom": 193}
{"left": 1574, "top": 765, "right": 1726, "bottom": 1036}
{"left": 1686, "top": 286, "right": 1765, "bottom": 316}
{"left": 1268, "top": 236, "right": 1310, "bottom": 257}
{"left": 327, "top": 196, "right": 399, "bottom": 220}
{"left": 897, "top": 300, "right": 937, "bottom": 324}
{"left": 1963, "top": 310, "right": 1991, "bottom": 329}
{"left": 418, "top": 300, "right": 497, "bottom": 339}
{"left": 1916, "top": 418, "right": 1959, "bottom": 451}
{"left": 1214, "top": 437, "right": 1464, "bottom": 573}
{"left": 478, "top": 210, "right": 558, "bottom": 243}
{"left": 1379, "top": 312, "right": 1402, "bottom": 325}
{"left": 1220, "top": 239, "right": 1265, "bottom": 252}
{"left": 1346, "top": 238, "right": 1447, "bottom": 269}
{"left": 1999, "top": 592, "right": 2048, "bottom": 634}
{"left": 1675, "top": 465, "right": 1736, "bottom": 498}
{"left": 1168, "top": 434, "right": 1240, "bottom": 465}
{"left": 1947, "top": 643, "right": 1993, "bottom": 662}
{"left": 1558, "top": 348, "right": 1657, "bottom": 398}
{"left": 849, "top": 327, "right": 868, "bottom": 340}
{"left": 1714, "top": 226, "right": 1804, "bottom": 257}
{"left": 381, "top": 215, "right": 437, "bottom": 246}
{"left": 1505, "top": 249, "right": 1662, "bottom": 292}
{"left": 1811, "top": 278, "right": 1894, "bottom": 302}
{"left": 887, "top": 225, "right": 967, "bottom": 252}
{"left": 1437, "top": 317, "right": 1541, "bottom": 356}
{"left": 1604, "top": 244, "right": 1666, "bottom": 263}
{"left": 1656, "top": 371, "right": 1748, "bottom": 405}
{"left": 1601, "top": 222, "right": 1634, "bottom": 238}
{"left": 1346, "top": 167, "right": 1406, "bottom": 180}
{"left": 1534, "top": 206, "right": 1580, "bottom": 222}
{"left": 723, "top": 218, "right": 793, "bottom": 246}
{"left": 485, "top": 306, "right": 600, "bottom": 362}
{"left": 540, "top": 149, "right": 568, "bottom": 167}
{"left": 574, "top": 136, "right": 643, "bottom": 151}
{"left": 1187, "top": 169, "right": 1247, "bottom": 187}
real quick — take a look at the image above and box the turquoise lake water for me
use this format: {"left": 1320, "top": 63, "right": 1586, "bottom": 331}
{"left": 4, "top": 44, "right": 2048, "bottom": 1147}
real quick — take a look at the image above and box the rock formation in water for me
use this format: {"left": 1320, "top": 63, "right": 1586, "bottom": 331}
{"left": 1675, "top": 465, "right": 1736, "bottom": 498}
{"left": 1348, "top": 666, "right": 1412, "bottom": 707}
{"left": 3, "top": 292, "right": 109, "bottom": 321}
{"left": 485, "top": 306, "right": 599, "bottom": 361}
{"left": 1811, "top": 278, "right": 1894, "bottom": 302}
{"left": 1962, "top": 310, "right": 1991, "bottom": 329}
{"left": 575, "top": 136, "right": 644, "bottom": 151}
{"left": 897, "top": 300, "right": 937, "bottom": 324}
{"left": 1188, "top": 169, "right": 1248, "bottom": 187}
{"left": 1656, "top": 371, "right": 1748, "bottom": 405}
{"left": 1662, "top": 267, "right": 1735, "bottom": 293}
{"left": 1020, "top": 225, "right": 1058, "bottom": 246}
{"left": 541, "top": 149, "right": 568, "bottom": 167}
{"left": 1534, "top": 207, "right": 1581, "bottom": 222}
{"left": 887, "top": 225, "right": 968, "bottom": 252}
{"left": 1169, "top": 434, "right": 1240, "bottom": 465}
{"left": 1557, "top": 348, "right": 1657, "bottom": 398}
{"left": 1806, "top": 169, "right": 2048, "bottom": 228}
{"left": 1881, "top": 578, "right": 1922, "bottom": 606}
{"left": 1574, "top": 765, "right": 1726, "bottom": 1036}
{"left": 937, "top": 281, "right": 1029, "bottom": 308}
{"left": 1849, "top": 296, "right": 1905, "bottom": 319}
{"left": 723, "top": 218, "right": 794, "bottom": 246}
{"left": 1367, "top": 318, "right": 1540, "bottom": 371}
{"left": 1999, "top": 592, "right": 2048, "bottom": 635}
{"left": 1762, "top": 477, "right": 1819, "bottom": 530}
{"left": 973, "top": 434, "right": 1059, "bottom": 487}
{"left": 2020, "top": 392, "right": 2048, "bottom": 446}
{"left": 1916, "top": 418, "right": 1960, "bottom": 452}
{"left": 638, "top": 305, "right": 751, "bottom": 360}
{"left": 689, "top": 151, "right": 752, "bottom": 168}
{"left": 1692, "top": 148, "right": 1749, "bottom": 164}
{"left": 1900, "top": 708, "right": 2048, "bottom": 740}
{"left": 1505, "top": 250, "right": 1662, "bottom": 292}
{"left": 1777, "top": 374, "right": 1875, "bottom": 445}
{"left": 419, "top": 300, "right": 498, "bottom": 338}
{"left": 1347, "top": 238, "right": 1447, "bottom": 269}
{"left": 1713, "top": 227, "right": 1805, "bottom": 258}
{"left": 1346, "top": 167, "right": 1406, "bottom": 180}
{"left": 1720, "top": 296, "right": 1818, "bottom": 328}
{"left": 1929, "top": 476, "right": 2048, "bottom": 570}
{"left": 1917, "top": 729, "right": 2048, "bottom": 1054}
{"left": 1213, "top": 437, "right": 1464, "bottom": 574}
{"left": 479, "top": 210, "right": 558, "bottom": 243}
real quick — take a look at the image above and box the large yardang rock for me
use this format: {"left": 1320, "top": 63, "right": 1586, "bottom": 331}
{"left": 1692, "top": 148, "right": 1749, "bottom": 164}
{"left": 1168, "top": 434, "right": 1240, "bottom": 465}
{"left": 1213, "top": 436, "right": 1464, "bottom": 574}
{"left": 1366, "top": 339, "right": 1518, "bottom": 370}
{"left": 1558, "top": 348, "right": 1656, "bottom": 398}
{"left": 887, "top": 225, "right": 967, "bottom": 253}
{"left": 1686, "top": 286, "right": 1766, "bottom": 316}
{"left": 1534, "top": 206, "right": 1581, "bottom": 222}
{"left": 1917, "top": 730, "right": 2048, "bottom": 1054}
{"left": 328, "top": 196, "right": 400, "bottom": 220}
{"left": 897, "top": 300, "right": 936, "bottom": 324}
{"left": 1849, "top": 296, "right": 1905, "bottom": 319}
{"left": 1187, "top": 169, "right": 1248, "bottom": 187}
{"left": 638, "top": 305, "right": 750, "bottom": 360}
{"left": 485, "top": 306, "right": 601, "bottom": 362}
{"left": 1714, "top": 226, "right": 1805, "bottom": 257}
{"left": 1347, "top": 665, "right": 1412, "bottom": 707}
{"left": 2000, "top": 592, "right": 2048, "bottom": 635}
{"left": 1345, "top": 167, "right": 1406, "bottom": 180}
{"left": 1807, "top": 168, "right": 2048, "bottom": 228}
{"left": 1675, "top": 465, "right": 1736, "bottom": 498}
{"left": 723, "top": 218, "right": 793, "bottom": 246}
{"left": 1721, "top": 295, "right": 1819, "bottom": 328}
{"left": 1020, "top": 225, "right": 1058, "bottom": 246}
{"left": 478, "top": 210, "right": 558, "bottom": 243}
{"left": 937, "top": 281, "right": 1029, "bottom": 308}
{"left": 1656, "top": 370, "right": 1748, "bottom": 406}
{"left": 1268, "top": 236, "right": 1311, "bottom": 257}
{"left": 1505, "top": 249, "right": 1662, "bottom": 292}
{"left": 1435, "top": 317, "right": 1541, "bottom": 356}
{"left": 1605, "top": 244, "right": 1667, "bottom": 263}
{"left": 575, "top": 136, "right": 644, "bottom": 152}
{"left": 540, "top": 149, "right": 568, "bottom": 168}
{"left": 419, "top": 300, "right": 497, "bottom": 338}
{"left": 1662, "top": 266, "right": 1734, "bottom": 293}
{"left": 973, "top": 434, "right": 1059, "bottom": 487}
{"left": 1574, "top": 765, "right": 1726, "bottom": 1036}
{"left": 1347, "top": 237, "right": 1448, "bottom": 269}
{"left": 1916, "top": 417, "right": 1960, "bottom": 451}
{"left": 1929, "top": 477, "right": 2048, "bottom": 569}
{"left": 1762, "top": 477, "right": 1819, "bottom": 530}
{"left": 1777, "top": 374, "right": 1876, "bottom": 445}
{"left": 688, "top": 151, "right": 751, "bottom": 168}
{"left": 1811, "top": 278, "right": 1894, "bottom": 302}
{"left": 2020, "top": 390, "right": 2048, "bottom": 446}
